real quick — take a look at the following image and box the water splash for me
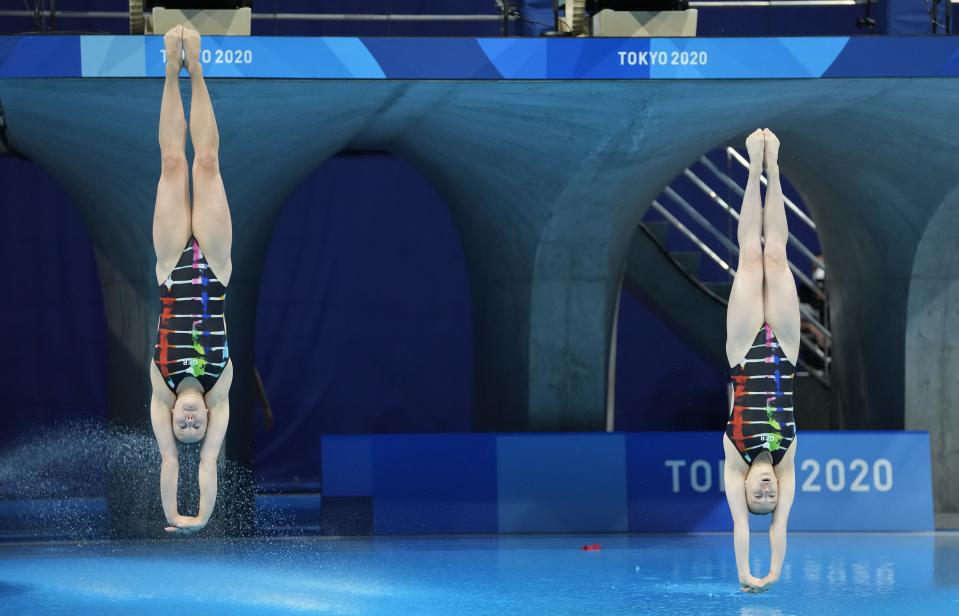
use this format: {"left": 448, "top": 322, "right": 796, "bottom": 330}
{"left": 0, "top": 419, "right": 280, "bottom": 540}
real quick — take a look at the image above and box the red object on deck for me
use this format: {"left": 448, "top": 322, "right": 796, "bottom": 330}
{"left": 581, "top": 544, "right": 602, "bottom": 551}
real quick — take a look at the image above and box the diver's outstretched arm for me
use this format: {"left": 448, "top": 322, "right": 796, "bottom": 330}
{"left": 149, "top": 366, "right": 180, "bottom": 525}
{"left": 163, "top": 362, "right": 232, "bottom": 534}
{"left": 723, "top": 438, "right": 766, "bottom": 592}
{"left": 764, "top": 443, "right": 797, "bottom": 587}
{"left": 196, "top": 394, "right": 230, "bottom": 526}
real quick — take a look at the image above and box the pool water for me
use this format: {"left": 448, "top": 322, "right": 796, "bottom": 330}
{"left": 1, "top": 534, "right": 957, "bottom": 615}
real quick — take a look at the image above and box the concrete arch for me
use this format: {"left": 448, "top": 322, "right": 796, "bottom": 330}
{"left": 906, "top": 184, "right": 959, "bottom": 514}
{"left": 384, "top": 80, "right": 837, "bottom": 430}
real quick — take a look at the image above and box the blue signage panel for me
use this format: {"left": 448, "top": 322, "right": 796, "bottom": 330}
{"left": 370, "top": 434, "right": 498, "bottom": 534}
{"left": 763, "top": 432, "right": 934, "bottom": 532}
{"left": 0, "top": 36, "right": 81, "bottom": 77}
{"left": 625, "top": 431, "right": 934, "bottom": 532}
{"left": 321, "top": 434, "right": 373, "bottom": 497}
{"left": 322, "top": 431, "right": 932, "bottom": 534}
{"left": 4, "top": 36, "right": 959, "bottom": 80}
{"left": 626, "top": 432, "right": 731, "bottom": 532}
{"left": 497, "top": 433, "right": 628, "bottom": 533}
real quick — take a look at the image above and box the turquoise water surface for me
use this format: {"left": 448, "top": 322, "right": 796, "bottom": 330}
{"left": 1, "top": 534, "right": 957, "bottom": 615}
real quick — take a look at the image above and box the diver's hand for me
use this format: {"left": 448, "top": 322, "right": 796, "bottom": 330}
{"left": 164, "top": 515, "right": 206, "bottom": 534}
{"left": 739, "top": 574, "right": 768, "bottom": 593}
{"left": 759, "top": 572, "right": 779, "bottom": 589}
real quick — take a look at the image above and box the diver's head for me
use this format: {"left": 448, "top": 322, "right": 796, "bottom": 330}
{"left": 745, "top": 451, "right": 778, "bottom": 515}
{"left": 171, "top": 378, "right": 208, "bottom": 443}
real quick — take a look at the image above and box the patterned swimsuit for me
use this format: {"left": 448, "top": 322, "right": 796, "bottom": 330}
{"left": 726, "top": 323, "right": 796, "bottom": 465}
{"left": 153, "top": 237, "right": 229, "bottom": 393}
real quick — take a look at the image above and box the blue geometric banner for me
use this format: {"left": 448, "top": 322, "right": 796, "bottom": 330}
{"left": 322, "top": 431, "right": 934, "bottom": 534}
{"left": 4, "top": 36, "right": 959, "bottom": 80}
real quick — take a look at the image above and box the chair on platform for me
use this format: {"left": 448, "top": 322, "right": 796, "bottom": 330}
{"left": 560, "top": 0, "right": 698, "bottom": 37}
{"left": 132, "top": 1, "right": 253, "bottom": 35}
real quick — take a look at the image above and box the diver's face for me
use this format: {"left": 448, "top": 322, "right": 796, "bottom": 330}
{"left": 745, "top": 464, "right": 778, "bottom": 514}
{"left": 171, "top": 392, "right": 208, "bottom": 443}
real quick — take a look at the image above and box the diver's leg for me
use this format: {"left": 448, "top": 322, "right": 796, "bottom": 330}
{"left": 153, "top": 25, "right": 191, "bottom": 284}
{"left": 184, "top": 27, "right": 233, "bottom": 284}
{"left": 725, "top": 129, "right": 767, "bottom": 367}
{"left": 761, "top": 129, "right": 801, "bottom": 364}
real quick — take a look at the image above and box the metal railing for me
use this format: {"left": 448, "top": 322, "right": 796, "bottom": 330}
{"left": 0, "top": 10, "right": 508, "bottom": 22}
{"left": 725, "top": 148, "right": 817, "bottom": 229}
{"left": 689, "top": 0, "right": 874, "bottom": 5}
{"left": 696, "top": 156, "right": 826, "bottom": 302}
{"left": 690, "top": 162, "right": 826, "bottom": 272}
{"left": 646, "top": 149, "right": 831, "bottom": 383}
{"left": 0, "top": 2, "right": 883, "bottom": 24}
{"left": 649, "top": 200, "right": 735, "bottom": 274}
{"left": 664, "top": 176, "right": 831, "bottom": 340}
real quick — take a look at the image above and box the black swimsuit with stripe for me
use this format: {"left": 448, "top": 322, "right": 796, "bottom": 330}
{"left": 153, "top": 237, "right": 229, "bottom": 393}
{"left": 726, "top": 323, "right": 796, "bottom": 466}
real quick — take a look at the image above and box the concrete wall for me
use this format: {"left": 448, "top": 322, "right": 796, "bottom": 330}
{"left": 907, "top": 185, "right": 959, "bottom": 514}
{"left": 3, "top": 76, "right": 959, "bottom": 521}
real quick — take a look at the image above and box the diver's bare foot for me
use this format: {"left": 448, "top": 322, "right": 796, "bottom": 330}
{"left": 763, "top": 128, "right": 780, "bottom": 173}
{"left": 182, "top": 27, "right": 201, "bottom": 76}
{"left": 746, "top": 128, "right": 764, "bottom": 171}
{"left": 163, "top": 25, "right": 184, "bottom": 74}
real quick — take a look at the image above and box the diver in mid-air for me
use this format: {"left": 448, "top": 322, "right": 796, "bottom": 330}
{"left": 150, "top": 25, "right": 233, "bottom": 534}
{"left": 723, "top": 129, "right": 798, "bottom": 592}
